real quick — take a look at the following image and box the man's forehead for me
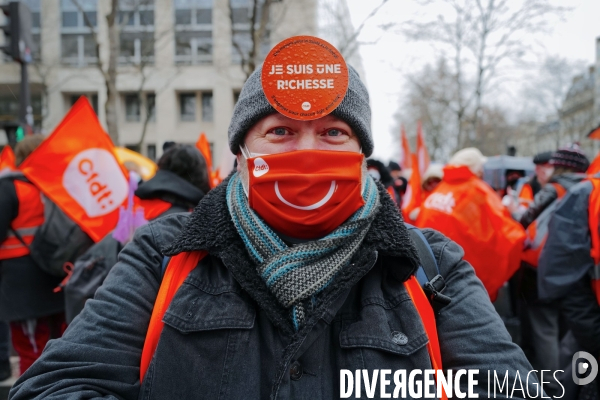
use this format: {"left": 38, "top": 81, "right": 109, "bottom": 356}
{"left": 253, "top": 113, "right": 351, "bottom": 128}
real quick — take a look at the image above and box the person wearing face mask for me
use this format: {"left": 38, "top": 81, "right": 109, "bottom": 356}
{"left": 10, "top": 38, "right": 536, "bottom": 400}
{"left": 416, "top": 148, "right": 526, "bottom": 301}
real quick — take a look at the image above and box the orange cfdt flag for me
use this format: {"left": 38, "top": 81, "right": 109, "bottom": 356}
{"left": 399, "top": 125, "right": 412, "bottom": 170}
{"left": 416, "top": 121, "right": 430, "bottom": 177}
{"left": 0, "top": 146, "right": 16, "bottom": 172}
{"left": 19, "top": 97, "right": 129, "bottom": 242}
{"left": 402, "top": 153, "right": 422, "bottom": 222}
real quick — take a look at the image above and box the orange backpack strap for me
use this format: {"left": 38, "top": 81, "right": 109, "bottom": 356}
{"left": 550, "top": 182, "right": 567, "bottom": 199}
{"left": 404, "top": 276, "right": 448, "bottom": 400}
{"left": 140, "top": 250, "right": 207, "bottom": 382}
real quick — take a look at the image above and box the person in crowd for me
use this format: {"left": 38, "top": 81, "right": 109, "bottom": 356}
{"left": 520, "top": 144, "right": 589, "bottom": 229}
{"left": 366, "top": 158, "right": 400, "bottom": 205}
{"left": 162, "top": 141, "right": 176, "bottom": 153}
{"left": 63, "top": 144, "right": 210, "bottom": 323}
{"left": 387, "top": 160, "right": 408, "bottom": 202}
{"left": 537, "top": 169, "right": 600, "bottom": 398}
{"left": 504, "top": 151, "right": 554, "bottom": 221}
{"left": 11, "top": 61, "right": 535, "bottom": 399}
{"left": 406, "top": 163, "right": 444, "bottom": 221}
{"left": 516, "top": 145, "right": 590, "bottom": 397}
{"left": 0, "top": 134, "right": 66, "bottom": 375}
{"left": 416, "top": 147, "right": 525, "bottom": 301}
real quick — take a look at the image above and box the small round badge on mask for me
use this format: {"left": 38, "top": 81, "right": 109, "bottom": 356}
{"left": 261, "top": 36, "right": 349, "bottom": 121}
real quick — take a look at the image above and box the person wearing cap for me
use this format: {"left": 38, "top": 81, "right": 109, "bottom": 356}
{"left": 416, "top": 148, "right": 526, "bottom": 301}
{"left": 516, "top": 145, "right": 590, "bottom": 396}
{"left": 11, "top": 39, "right": 535, "bottom": 399}
{"left": 520, "top": 144, "right": 589, "bottom": 229}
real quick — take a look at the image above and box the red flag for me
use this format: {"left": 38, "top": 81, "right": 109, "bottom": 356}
{"left": 589, "top": 151, "right": 600, "bottom": 175}
{"left": 196, "top": 132, "right": 221, "bottom": 188}
{"left": 416, "top": 121, "right": 430, "bottom": 177}
{"left": 402, "top": 153, "right": 422, "bottom": 222}
{"left": 399, "top": 125, "right": 412, "bottom": 170}
{"left": 0, "top": 146, "right": 16, "bottom": 173}
{"left": 19, "top": 97, "right": 129, "bottom": 242}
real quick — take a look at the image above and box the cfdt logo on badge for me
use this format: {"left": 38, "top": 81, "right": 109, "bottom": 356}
{"left": 572, "top": 351, "right": 598, "bottom": 385}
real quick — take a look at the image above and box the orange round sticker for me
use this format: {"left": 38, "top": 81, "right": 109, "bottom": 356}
{"left": 261, "top": 36, "right": 349, "bottom": 121}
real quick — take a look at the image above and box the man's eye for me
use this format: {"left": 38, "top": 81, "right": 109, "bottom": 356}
{"left": 327, "top": 129, "right": 343, "bottom": 137}
{"left": 272, "top": 128, "right": 288, "bottom": 136}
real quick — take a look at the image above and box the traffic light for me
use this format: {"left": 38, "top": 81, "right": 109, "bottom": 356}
{"left": 0, "top": 1, "right": 33, "bottom": 63}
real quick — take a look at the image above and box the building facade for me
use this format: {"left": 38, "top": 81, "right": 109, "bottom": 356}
{"left": 0, "top": 0, "right": 362, "bottom": 166}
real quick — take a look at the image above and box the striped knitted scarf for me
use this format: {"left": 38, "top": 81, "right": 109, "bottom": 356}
{"left": 226, "top": 173, "right": 380, "bottom": 330}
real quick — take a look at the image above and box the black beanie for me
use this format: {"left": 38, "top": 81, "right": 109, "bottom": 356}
{"left": 549, "top": 144, "right": 589, "bottom": 173}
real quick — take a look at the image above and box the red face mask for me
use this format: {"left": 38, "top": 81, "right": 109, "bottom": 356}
{"left": 245, "top": 150, "right": 365, "bottom": 239}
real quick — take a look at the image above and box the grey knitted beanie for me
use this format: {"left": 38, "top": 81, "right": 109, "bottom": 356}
{"left": 228, "top": 65, "right": 373, "bottom": 156}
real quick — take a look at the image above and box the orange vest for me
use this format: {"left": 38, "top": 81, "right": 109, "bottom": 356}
{"left": 0, "top": 180, "right": 45, "bottom": 260}
{"left": 137, "top": 198, "right": 173, "bottom": 221}
{"left": 139, "top": 252, "right": 447, "bottom": 399}
{"left": 588, "top": 178, "right": 600, "bottom": 305}
{"left": 521, "top": 183, "right": 567, "bottom": 267}
{"left": 518, "top": 182, "right": 534, "bottom": 208}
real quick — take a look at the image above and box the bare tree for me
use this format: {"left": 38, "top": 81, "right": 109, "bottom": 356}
{"left": 395, "top": 58, "right": 459, "bottom": 162}
{"left": 229, "top": 0, "right": 272, "bottom": 80}
{"left": 403, "top": 0, "right": 567, "bottom": 149}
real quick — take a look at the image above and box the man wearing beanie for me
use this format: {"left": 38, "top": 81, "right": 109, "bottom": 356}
{"left": 11, "top": 38, "right": 535, "bottom": 399}
{"left": 517, "top": 144, "right": 589, "bottom": 397}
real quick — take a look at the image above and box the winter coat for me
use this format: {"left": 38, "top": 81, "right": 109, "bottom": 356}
{"left": 517, "top": 173, "right": 587, "bottom": 301}
{"left": 0, "top": 178, "right": 64, "bottom": 321}
{"left": 538, "top": 180, "right": 600, "bottom": 357}
{"left": 519, "top": 173, "right": 586, "bottom": 229}
{"left": 10, "top": 179, "right": 536, "bottom": 400}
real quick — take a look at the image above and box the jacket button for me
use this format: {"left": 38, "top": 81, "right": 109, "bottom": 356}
{"left": 289, "top": 361, "right": 303, "bottom": 381}
{"left": 391, "top": 331, "right": 408, "bottom": 345}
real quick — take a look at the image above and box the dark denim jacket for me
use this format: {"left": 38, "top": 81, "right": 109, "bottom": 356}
{"left": 10, "top": 181, "right": 536, "bottom": 400}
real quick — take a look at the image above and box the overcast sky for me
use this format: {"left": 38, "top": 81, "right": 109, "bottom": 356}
{"left": 345, "top": 0, "right": 600, "bottom": 162}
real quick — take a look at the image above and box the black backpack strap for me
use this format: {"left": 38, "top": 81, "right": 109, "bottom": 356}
{"left": 405, "top": 224, "right": 452, "bottom": 312}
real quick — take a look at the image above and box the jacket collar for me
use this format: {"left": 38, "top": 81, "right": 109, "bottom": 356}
{"left": 163, "top": 175, "right": 420, "bottom": 334}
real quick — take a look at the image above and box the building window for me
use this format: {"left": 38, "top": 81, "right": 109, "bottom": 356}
{"left": 60, "top": 0, "right": 98, "bottom": 66}
{"left": 147, "top": 144, "right": 156, "bottom": 161}
{"left": 70, "top": 93, "right": 98, "bottom": 114}
{"left": 146, "top": 93, "right": 156, "bottom": 122}
{"left": 118, "top": 0, "right": 155, "bottom": 65}
{"left": 125, "top": 94, "right": 141, "bottom": 122}
{"left": 230, "top": 0, "right": 269, "bottom": 64}
{"left": 174, "top": 0, "right": 213, "bottom": 65}
{"left": 201, "top": 92, "right": 213, "bottom": 122}
{"left": 180, "top": 93, "right": 196, "bottom": 121}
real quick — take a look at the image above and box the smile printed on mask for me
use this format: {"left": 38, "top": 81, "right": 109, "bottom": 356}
{"left": 274, "top": 180, "right": 337, "bottom": 210}
{"left": 262, "top": 36, "right": 349, "bottom": 121}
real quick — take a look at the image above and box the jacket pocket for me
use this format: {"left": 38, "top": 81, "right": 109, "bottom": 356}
{"left": 339, "top": 295, "right": 429, "bottom": 357}
{"left": 162, "top": 279, "right": 255, "bottom": 332}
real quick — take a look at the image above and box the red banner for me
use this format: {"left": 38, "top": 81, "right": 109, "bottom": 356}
{"left": 19, "top": 97, "right": 129, "bottom": 242}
